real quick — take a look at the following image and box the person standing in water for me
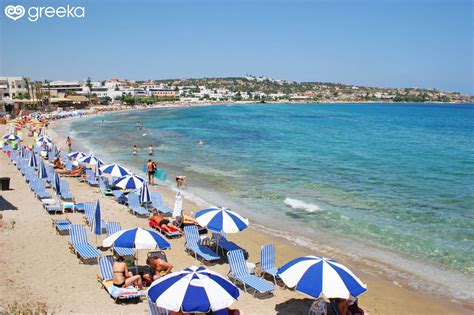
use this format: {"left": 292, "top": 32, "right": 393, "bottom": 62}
{"left": 146, "top": 159, "right": 157, "bottom": 185}
{"left": 66, "top": 136, "right": 72, "bottom": 153}
{"left": 148, "top": 144, "right": 154, "bottom": 156}
{"left": 133, "top": 145, "right": 138, "bottom": 156}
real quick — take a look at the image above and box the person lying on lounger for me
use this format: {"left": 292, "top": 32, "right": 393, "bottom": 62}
{"left": 112, "top": 255, "right": 144, "bottom": 290}
{"left": 149, "top": 210, "right": 174, "bottom": 229}
{"left": 53, "top": 157, "right": 64, "bottom": 169}
{"left": 142, "top": 256, "right": 173, "bottom": 285}
{"left": 56, "top": 165, "right": 85, "bottom": 176}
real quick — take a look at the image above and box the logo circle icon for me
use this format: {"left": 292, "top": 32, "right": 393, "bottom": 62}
{"left": 4, "top": 5, "right": 25, "bottom": 21}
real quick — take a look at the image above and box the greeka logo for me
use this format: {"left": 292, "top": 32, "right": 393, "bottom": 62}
{"left": 4, "top": 5, "right": 25, "bottom": 21}
{"left": 4, "top": 4, "right": 85, "bottom": 22}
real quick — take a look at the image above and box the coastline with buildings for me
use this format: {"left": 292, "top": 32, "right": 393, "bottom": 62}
{"left": 1, "top": 75, "right": 472, "bottom": 115}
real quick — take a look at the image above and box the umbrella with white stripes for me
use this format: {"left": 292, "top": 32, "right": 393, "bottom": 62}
{"left": 103, "top": 228, "right": 170, "bottom": 250}
{"left": 99, "top": 163, "right": 131, "bottom": 177}
{"left": 78, "top": 154, "right": 103, "bottom": 165}
{"left": 140, "top": 182, "right": 152, "bottom": 205}
{"left": 277, "top": 256, "right": 367, "bottom": 299}
{"left": 195, "top": 207, "right": 249, "bottom": 233}
{"left": 148, "top": 266, "right": 239, "bottom": 313}
{"left": 113, "top": 174, "right": 146, "bottom": 190}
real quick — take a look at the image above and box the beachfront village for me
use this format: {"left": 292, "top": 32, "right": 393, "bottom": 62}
{"left": 1, "top": 75, "right": 472, "bottom": 113}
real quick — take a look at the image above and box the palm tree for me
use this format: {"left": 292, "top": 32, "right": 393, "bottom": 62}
{"left": 86, "top": 77, "right": 92, "bottom": 104}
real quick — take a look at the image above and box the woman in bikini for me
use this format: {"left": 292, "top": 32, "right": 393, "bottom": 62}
{"left": 112, "top": 255, "right": 144, "bottom": 290}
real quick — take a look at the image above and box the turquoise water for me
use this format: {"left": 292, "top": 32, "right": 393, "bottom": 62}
{"left": 69, "top": 103, "right": 474, "bottom": 279}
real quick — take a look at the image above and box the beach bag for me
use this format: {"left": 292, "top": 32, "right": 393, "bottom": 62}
{"left": 152, "top": 162, "right": 157, "bottom": 171}
{"left": 348, "top": 300, "right": 364, "bottom": 315}
{"left": 309, "top": 298, "right": 327, "bottom": 315}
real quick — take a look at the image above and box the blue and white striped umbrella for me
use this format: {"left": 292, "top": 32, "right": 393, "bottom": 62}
{"left": 28, "top": 152, "right": 38, "bottom": 168}
{"left": 99, "top": 163, "right": 131, "bottom": 177}
{"left": 148, "top": 266, "right": 239, "bottom": 313}
{"left": 92, "top": 200, "right": 102, "bottom": 236}
{"left": 36, "top": 136, "right": 52, "bottom": 143}
{"left": 195, "top": 207, "right": 249, "bottom": 233}
{"left": 277, "top": 256, "right": 367, "bottom": 299}
{"left": 3, "top": 134, "right": 20, "bottom": 141}
{"left": 68, "top": 151, "right": 86, "bottom": 159}
{"left": 95, "top": 160, "right": 103, "bottom": 177}
{"left": 20, "top": 145, "right": 26, "bottom": 158}
{"left": 102, "top": 228, "right": 170, "bottom": 250}
{"left": 54, "top": 172, "right": 61, "bottom": 195}
{"left": 78, "top": 154, "right": 103, "bottom": 165}
{"left": 113, "top": 174, "right": 145, "bottom": 190}
{"left": 140, "top": 182, "right": 152, "bottom": 204}
{"left": 38, "top": 159, "right": 48, "bottom": 179}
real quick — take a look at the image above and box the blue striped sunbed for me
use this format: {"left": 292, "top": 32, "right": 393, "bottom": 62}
{"left": 83, "top": 202, "right": 107, "bottom": 232}
{"left": 42, "top": 199, "right": 63, "bottom": 214}
{"left": 148, "top": 299, "right": 170, "bottom": 315}
{"left": 128, "top": 193, "right": 150, "bottom": 217}
{"left": 106, "top": 221, "right": 135, "bottom": 258}
{"left": 69, "top": 224, "right": 100, "bottom": 263}
{"left": 59, "top": 180, "right": 75, "bottom": 202}
{"left": 212, "top": 231, "right": 247, "bottom": 257}
{"left": 52, "top": 218, "right": 71, "bottom": 235}
{"left": 86, "top": 171, "right": 99, "bottom": 186}
{"left": 97, "top": 255, "right": 141, "bottom": 302}
{"left": 183, "top": 225, "right": 220, "bottom": 262}
{"left": 227, "top": 249, "right": 274, "bottom": 296}
{"left": 150, "top": 192, "right": 173, "bottom": 214}
{"left": 99, "top": 178, "right": 114, "bottom": 196}
{"left": 112, "top": 190, "right": 128, "bottom": 205}
{"left": 260, "top": 244, "right": 279, "bottom": 284}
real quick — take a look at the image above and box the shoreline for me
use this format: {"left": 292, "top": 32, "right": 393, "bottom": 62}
{"left": 51, "top": 107, "right": 473, "bottom": 314}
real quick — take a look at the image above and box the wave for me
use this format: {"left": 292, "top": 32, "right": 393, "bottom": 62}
{"left": 284, "top": 197, "right": 321, "bottom": 212}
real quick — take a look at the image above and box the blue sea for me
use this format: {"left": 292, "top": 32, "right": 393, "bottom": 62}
{"left": 67, "top": 103, "right": 474, "bottom": 300}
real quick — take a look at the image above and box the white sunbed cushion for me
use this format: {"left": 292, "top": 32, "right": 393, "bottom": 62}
{"left": 106, "top": 283, "right": 140, "bottom": 299}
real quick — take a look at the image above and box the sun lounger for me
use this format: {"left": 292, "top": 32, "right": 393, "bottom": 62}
{"left": 86, "top": 170, "right": 99, "bottom": 186}
{"left": 106, "top": 221, "right": 135, "bottom": 258}
{"left": 148, "top": 299, "right": 170, "bottom": 315}
{"left": 99, "top": 178, "right": 114, "bottom": 196}
{"left": 97, "top": 255, "right": 141, "bottom": 302}
{"left": 212, "top": 231, "right": 247, "bottom": 257}
{"left": 69, "top": 224, "right": 100, "bottom": 263}
{"left": 42, "top": 198, "right": 63, "bottom": 214}
{"left": 128, "top": 193, "right": 150, "bottom": 217}
{"left": 31, "top": 179, "right": 52, "bottom": 199}
{"left": 83, "top": 202, "right": 107, "bottom": 232}
{"left": 59, "top": 180, "right": 75, "bottom": 202}
{"left": 183, "top": 225, "right": 220, "bottom": 263}
{"left": 52, "top": 218, "right": 71, "bottom": 235}
{"left": 150, "top": 192, "right": 173, "bottom": 215}
{"left": 112, "top": 190, "right": 128, "bottom": 205}
{"left": 259, "top": 244, "right": 279, "bottom": 284}
{"left": 227, "top": 249, "right": 274, "bottom": 296}
{"left": 149, "top": 220, "right": 182, "bottom": 238}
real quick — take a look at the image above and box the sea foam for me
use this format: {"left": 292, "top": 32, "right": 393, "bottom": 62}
{"left": 284, "top": 197, "right": 321, "bottom": 212}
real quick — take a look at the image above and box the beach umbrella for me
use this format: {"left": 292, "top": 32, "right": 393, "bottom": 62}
{"left": 78, "top": 154, "right": 103, "bottom": 165}
{"left": 99, "top": 163, "right": 131, "bottom": 177}
{"left": 68, "top": 151, "right": 86, "bottom": 159}
{"left": 140, "top": 182, "right": 152, "bottom": 205}
{"left": 277, "top": 256, "right": 367, "bottom": 299}
{"left": 28, "top": 152, "right": 38, "bottom": 168}
{"left": 173, "top": 191, "right": 183, "bottom": 218}
{"left": 36, "top": 136, "right": 52, "bottom": 145}
{"left": 92, "top": 200, "right": 102, "bottom": 236}
{"left": 195, "top": 207, "right": 249, "bottom": 233}
{"left": 54, "top": 172, "right": 61, "bottom": 195}
{"left": 95, "top": 160, "right": 103, "bottom": 177}
{"left": 19, "top": 145, "right": 26, "bottom": 158}
{"left": 3, "top": 134, "right": 20, "bottom": 141}
{"left": 113, "top": 174, "right": 146, "bottom": 190}
{"left": 148, "top": 266, "right": 239, "bottom": 313}
{"left": 38, "top": 159, "right": 48, "bottom": 179}
{"left": 103, "top": 228, "right": 170, "bottom": 250}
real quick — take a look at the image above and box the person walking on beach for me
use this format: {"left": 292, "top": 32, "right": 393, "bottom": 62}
{"left": 133, "top": 145, "right": 138, "bottom": 156}
{"left": 148, "top": 144, "right": 154, "bottom": 156}
{"left": 146, "top": 159, "right": 157, "bottom": 185}
{"left": 66, "top": 136, "right": 72, "bottom": 153}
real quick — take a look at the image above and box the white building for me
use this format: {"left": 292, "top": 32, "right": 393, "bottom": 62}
{"left": 0, "top": 77, "right": 29, "bottom": 99}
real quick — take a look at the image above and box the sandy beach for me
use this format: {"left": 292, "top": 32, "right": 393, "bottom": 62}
{"left": 0, "top": 121, "right": 470, "bottom": 315}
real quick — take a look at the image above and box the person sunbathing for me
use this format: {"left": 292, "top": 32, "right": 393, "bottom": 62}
{"left": 142, "top": 256, "right": 173, "bottom": 285}
{"left": 53, "top": 157, "right": 64, "bottom": 169}
{"left": 112, "top": 255, "right": 143, "bottom": 290}
{"left": 149, "top": 210, "right": 174, "bottom": 229}
{"left": 57, "top": 165, "right": 84, "bottom": 176}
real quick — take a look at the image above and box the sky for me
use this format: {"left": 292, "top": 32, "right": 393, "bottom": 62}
{"left": 0, "top": 0, "right": 473, "bottom": 94}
